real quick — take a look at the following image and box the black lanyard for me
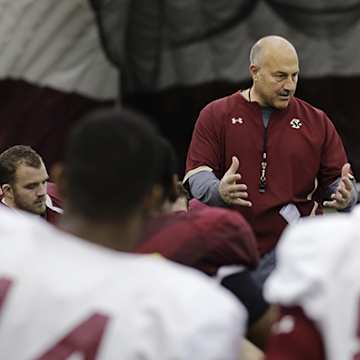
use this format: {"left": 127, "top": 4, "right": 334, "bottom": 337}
{"left": 259, "top": 125, "right": 268, "bottom": 193}
{"left": 248, "top": 87, "right": 270, "bottom": 193}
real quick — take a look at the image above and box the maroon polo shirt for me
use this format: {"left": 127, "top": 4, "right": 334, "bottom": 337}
{"left": 186, "top": 92, "right": 347, "bottom": 255}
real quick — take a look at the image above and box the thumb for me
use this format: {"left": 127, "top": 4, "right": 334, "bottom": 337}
{"left": 341, "top": 163, "right": 351, "bottom": 178}
{"left": 225, "top": 156, "right": 239, "bottom": 175}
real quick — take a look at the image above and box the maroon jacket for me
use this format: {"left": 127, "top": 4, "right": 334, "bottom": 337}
{"left": 186, "top": 92, "right": 347, "bottom": 255}
{"left": 136, "top": 206, "right": 259, "bottom": 276}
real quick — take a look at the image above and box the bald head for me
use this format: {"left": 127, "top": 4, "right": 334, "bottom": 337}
{"left": 249, "top": 36, "right": 298, "bottom": 67}
{"left": 248, "top": 36, "right": 299, "bottom": 109}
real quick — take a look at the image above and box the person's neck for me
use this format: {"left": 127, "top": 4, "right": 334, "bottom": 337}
{"left": 58, "top": 210, "right": 143, "bottom": 253}
{"left": 244, "top": 86, "right": 268, "bottom": 108}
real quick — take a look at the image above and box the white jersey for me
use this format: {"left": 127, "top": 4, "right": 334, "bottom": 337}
{"left": 264, "top": 205, "right": 360, "bottom": 360}
{"left": 0, "top": 207, "right": 246, "bottom": 359}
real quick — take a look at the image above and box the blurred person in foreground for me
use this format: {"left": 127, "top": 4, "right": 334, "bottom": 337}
{"left": 264, "top": 205, "right": 360, "bottom": 360}
{"left": 0, "top": 108, "right": 261, "bottom": 360}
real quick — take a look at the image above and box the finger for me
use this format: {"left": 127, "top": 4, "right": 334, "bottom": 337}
{"left": 323, "top": 200, "right": 337, "bottom": 208}
{"left": 331, "top": 191, "right": 346, "bottom": 204}
{"left": 341, "top": 177, "right": 353, "bottom": 192}
{"left": 337, "top": 185, "right": 351, "bottom": 199}
{"left": 230, "top": 198, "right": 252, "bottom": 207}
{"left": 230, "top": 191, "right": 248, "bottom": 199}
{"left": 227, "top": 183, "right": 247, "bottom": 192}
{"left": 341, "top": 163, "right": 351, "bottom": 178}
{"left": 225, "top": 156, "right": 240, "bottom": 176}
{"left": 223, "top": 173, "right": 241, "bottom": 184}
{"left": 325, "top": 193, "right": 347, "bottom": 209}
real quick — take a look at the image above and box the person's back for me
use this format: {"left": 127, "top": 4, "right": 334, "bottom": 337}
{"left": 0, "top": 207, "right": 245, "bottom": 359}
{"left": 0, "top": 108, "right": 250, "bottom": 360}
{"left": 264, "top": 206, "right": 360, "bottom": 359}
{"left": 137, "top": 206, "right": 259, "bottom": 275}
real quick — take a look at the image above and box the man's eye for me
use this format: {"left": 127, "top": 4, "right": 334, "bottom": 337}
{"left": 275, "top": 74, "right": 285, "bottom": 80}
{"left": 25, "top": 184, "right": 36, "bottom": 190}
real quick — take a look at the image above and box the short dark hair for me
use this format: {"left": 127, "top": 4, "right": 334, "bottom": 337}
{"left": 0, "top": 145, "right": 43, "bottom": 186}
{"left": 64, "top": 107, "right": 161, "bottom": 221}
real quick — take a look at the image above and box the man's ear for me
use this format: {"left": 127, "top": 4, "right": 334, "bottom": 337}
{"left": 143, "top": 184, "right": 164, "bottom": 215}
{"left": 249, "top": 64, "right": 259, "bottom": 81}
{"left": 1, "top": 184, "right": 13, "bottom": 200}
{"left": 50, "top": 163, "right": 67, "bottom": 200}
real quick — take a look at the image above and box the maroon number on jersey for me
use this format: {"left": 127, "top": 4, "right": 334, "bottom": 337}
{"left": 0, "top": 277, "right": 12, "bottom": 311}
{"left": 37, "top": 313, "right": 109, "bottom": 360}
{"left": 354, "top": 299, "right": 360, "bottom": 360}
{"left": 0, "top": 277, "right": 109, "bottom": 360}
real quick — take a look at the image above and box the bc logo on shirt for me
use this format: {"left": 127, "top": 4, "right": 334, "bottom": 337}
{"left": 290, "top": 118, "right": 302, "bottom": 129}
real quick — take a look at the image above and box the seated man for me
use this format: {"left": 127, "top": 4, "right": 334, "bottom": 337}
{"left": 264, "top": 206, "right": 360, "bottom": 359}
{"left": 0, "top": 145, "right": 62, "bottom": 224}
{"left": 0, "top": 108, "right": 251, "bottom": 359}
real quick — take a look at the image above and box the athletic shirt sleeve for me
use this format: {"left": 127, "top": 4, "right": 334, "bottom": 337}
{"left": 263, "top": 213, "right": 351, "bottom": 320}
{"left": 264, "top": 209, "right": 360, "bottom": 360}
{"left": 186, "top": 101, "right": 225, "bottom": 177}
{"left": 265, "top": 306, "right": 325, "bottom": 360}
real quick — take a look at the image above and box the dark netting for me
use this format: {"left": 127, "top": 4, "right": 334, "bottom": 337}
{"left": 267, "top": 0, "right": 360, "bottom": 37}
{"left": 88, "top": 0, "right": 257, "bottom": 93}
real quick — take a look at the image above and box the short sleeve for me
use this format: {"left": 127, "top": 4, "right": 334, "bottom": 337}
{"left": 266, "top": 306, "right": 325, "bottom": 360}
{"left": 186, "top": 101, "right": 224, "bottom": 176}
{"left": 264, "top": 214, "right": 350, "bottom": 320}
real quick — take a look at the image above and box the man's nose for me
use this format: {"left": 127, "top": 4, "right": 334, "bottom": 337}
{"left": 37, "top": 183, "right": 47, "bottom": 196}
{"left": 283, "top": 76, "right": 296, "bottom": 91}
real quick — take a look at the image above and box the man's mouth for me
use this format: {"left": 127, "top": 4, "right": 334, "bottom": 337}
{"left": 279, "top": 94, "right": 290, "bottom": 100}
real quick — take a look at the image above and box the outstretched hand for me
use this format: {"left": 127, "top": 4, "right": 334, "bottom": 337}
{"left": 218, "top": 156, "right": 252, "bottom": 207}
{"left": 323, "top": 163, "right": 354, "bottom": 210}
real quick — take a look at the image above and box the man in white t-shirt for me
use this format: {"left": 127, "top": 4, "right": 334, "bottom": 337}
{"left": 264, "top": 206, "right": 360, "bottom": 360}
{"left": 0, "top": 108, "right": 250, "bottom": 360}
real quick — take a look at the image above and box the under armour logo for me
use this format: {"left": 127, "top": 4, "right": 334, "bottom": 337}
{"left": 290, "top": 118, "right": 302, "bottom": 129}
{"left": 231, "top": 117, "right": 243, "bottom": 125}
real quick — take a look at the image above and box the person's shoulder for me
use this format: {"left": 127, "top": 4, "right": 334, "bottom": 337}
{"left": 291, "top": 96, "right": 326, "bottom": 117}
{"left": 47, "top": 182, "right": 63, "bottom": 207}
{"left": 108, "top": 256, "right": 245, "bottom": 358}
{"left": 0, "top": 205, "right": 48, "bottom": 237}
{"left": 137, "top": 255, "right": 243, "bottom": 307}
{"left": 264, "top": 207, "right": 360, "bottom": 305}
{"left": 191, "top": 206, "right": 257, "bottom": 249}
{"left": 200, "top": 91, "right": 242, "bottom": 117}
{"left": 0, "top": 207, "right": 65, "bottom": 268}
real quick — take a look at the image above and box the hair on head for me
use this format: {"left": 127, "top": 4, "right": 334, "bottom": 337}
{"left": 0, "top": 145, "right": 43, "bottom": 185}
{"left": 64, "top": 107, "right": 161, "bottom": 221}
